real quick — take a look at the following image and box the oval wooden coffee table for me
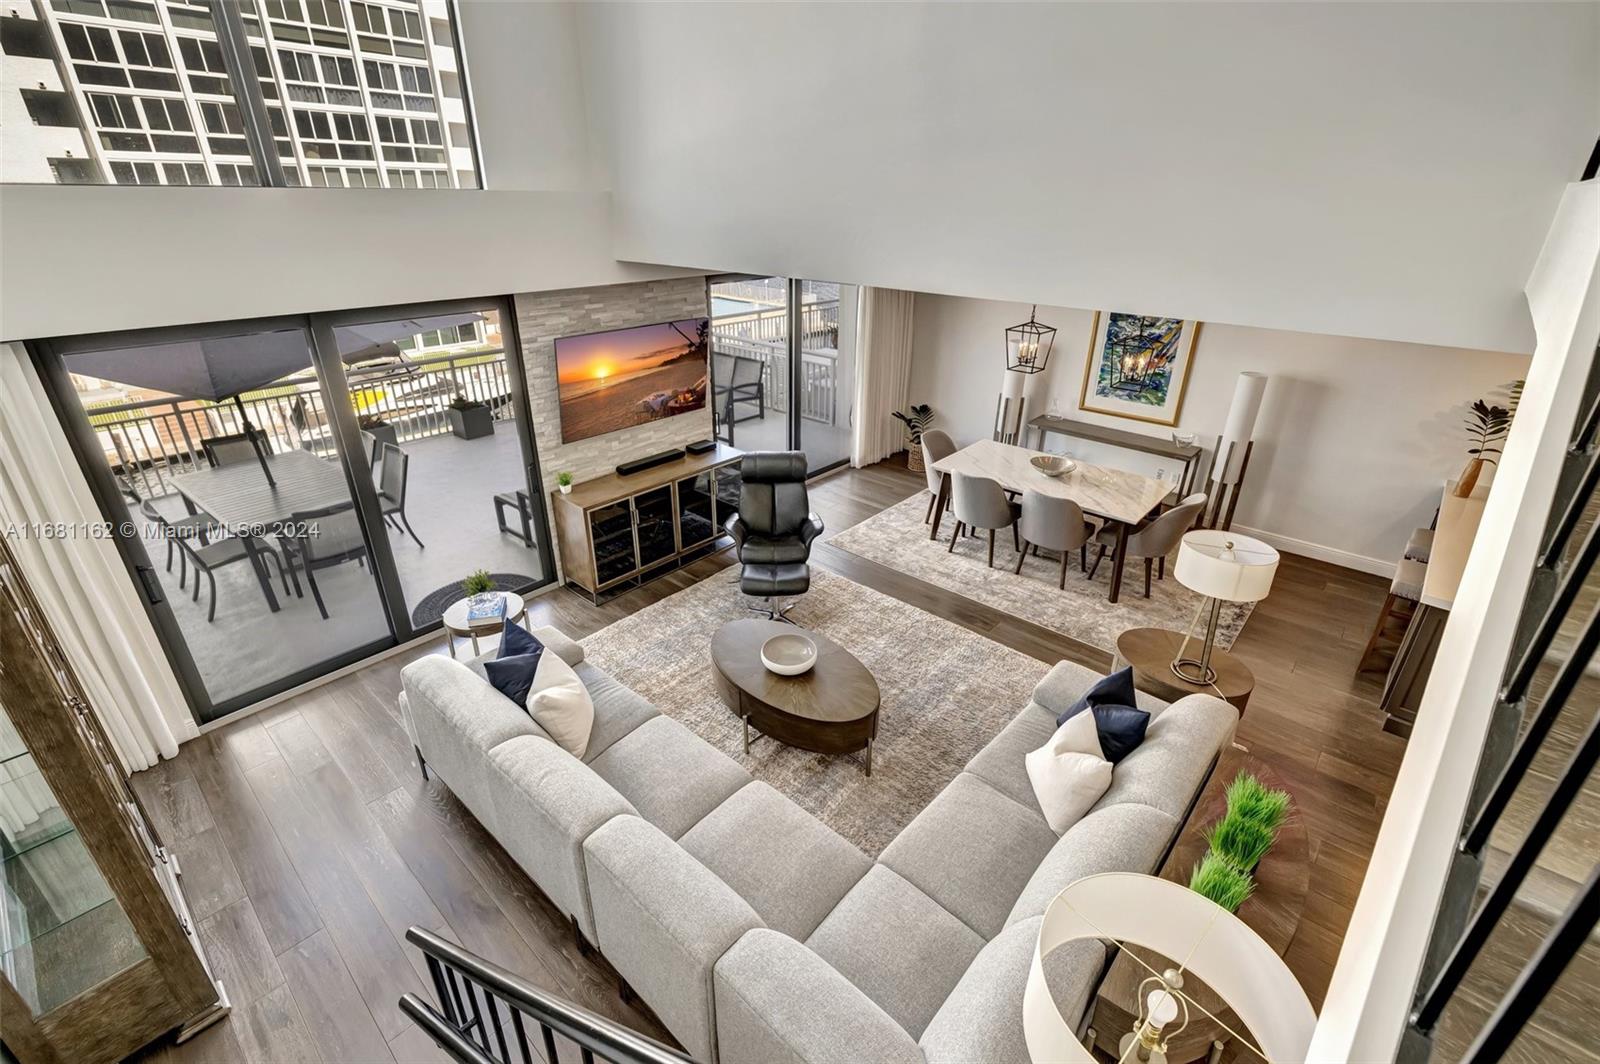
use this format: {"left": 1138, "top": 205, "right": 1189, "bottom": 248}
{"left": 711, "top": 619, "right": 881, "bottom": 775}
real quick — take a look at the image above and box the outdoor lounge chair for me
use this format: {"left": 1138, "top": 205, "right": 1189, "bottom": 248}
{"left": 712, "top": 352, "right": 765, "bottom": 444}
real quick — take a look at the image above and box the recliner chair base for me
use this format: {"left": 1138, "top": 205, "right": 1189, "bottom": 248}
{"left": 746, "top": 596, "right": 798, "bottom": 623}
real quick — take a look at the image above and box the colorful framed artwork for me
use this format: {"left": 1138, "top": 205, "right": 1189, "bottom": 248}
{"left": 1078, "top": 311, "right": 1202, "bottom": 426}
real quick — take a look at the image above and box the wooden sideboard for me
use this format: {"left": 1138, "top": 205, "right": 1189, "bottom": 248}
{"left": 551, "top": 444, "right": 745, "bottom": 603}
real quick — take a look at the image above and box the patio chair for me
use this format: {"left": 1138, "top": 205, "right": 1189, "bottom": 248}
{"left": 359, "top": 429, "right": 380, "bottom": 470}
{"left": 152, "top": 511, "right": 288, "bottom": 623}
{"left": 139, "top": 493, "right": 215, "bottom": 584}
{"left": 201, "top": 428, "right": 271, "bottom": 468}
{"left": 712, "top": 352, "right": 765, "bottom": 444}
{"left": 494, "top": 488, "right": 534, "bottom": 546}
{"left": 377, "top": 442, "right": 424, "bottom": 548}
{"left": 279, "top": 503, "right": 369, "bottom": 620}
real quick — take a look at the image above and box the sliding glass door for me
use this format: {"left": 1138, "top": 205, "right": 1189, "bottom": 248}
{"left": 33, "top": 297, "right": 553, "bottom": 723}
{"left": 708, "top": 276, "right": 858, "bottom": 474}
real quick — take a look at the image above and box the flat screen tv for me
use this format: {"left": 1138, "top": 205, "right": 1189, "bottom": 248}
{"left": 554, "top": 317, "right": 710, "bottom": 445}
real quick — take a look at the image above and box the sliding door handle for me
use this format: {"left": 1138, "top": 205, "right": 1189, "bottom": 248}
{"left": 135, "top": 565, "right": 165, "bottom": 605}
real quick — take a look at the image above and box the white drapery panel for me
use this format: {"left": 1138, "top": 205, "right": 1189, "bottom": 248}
{"left": 850, "top": 287, "right": 916, "bottom": 467}
{"left": 0, "top": 343, "right": 191, "bottom": 772}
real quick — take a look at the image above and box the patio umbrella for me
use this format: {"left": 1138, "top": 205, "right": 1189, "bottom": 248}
{"left": 62, "top": 325, "right": 458, "bottom": 486}
{"left": 332, "top": 311, "right": 488, "bottom": 365}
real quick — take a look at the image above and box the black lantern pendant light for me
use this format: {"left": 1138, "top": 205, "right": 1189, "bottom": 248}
{"left": 1005, "top": 305, "right": 1056, "bottom": 374}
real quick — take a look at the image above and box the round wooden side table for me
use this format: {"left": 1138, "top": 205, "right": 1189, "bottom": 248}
{"left": 1113, "top": 626, "right": 1254, "bottom": 713}
{"left": 441, "top": 592, "right": 527, "bottom": 659}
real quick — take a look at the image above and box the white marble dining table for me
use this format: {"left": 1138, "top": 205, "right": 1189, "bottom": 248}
{"left": 929, "top": 438, "right": 1172, "bottom": 603}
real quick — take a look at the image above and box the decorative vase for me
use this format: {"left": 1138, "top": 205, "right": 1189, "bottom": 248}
{"left": 907, "top": 444, "right": 925, "bottom": 473}
{"left": 1455, "top": 457, "right": 1484, "bottom": 498}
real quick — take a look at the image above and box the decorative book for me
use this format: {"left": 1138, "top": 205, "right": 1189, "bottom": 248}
{"left": 465, "top": 594, "right": 507, "bottom": 627}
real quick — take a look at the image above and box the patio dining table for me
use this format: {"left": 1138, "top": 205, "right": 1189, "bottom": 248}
{"left": 174, "top": 449, "right": 354, "bottom": 612}
{"left": 929, "top": 438, "right": 1172, "bottom": 603}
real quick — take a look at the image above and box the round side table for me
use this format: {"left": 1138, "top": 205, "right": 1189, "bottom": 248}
{"left": 441, "top": 592, "right": 527, "bottom": 659}
{"left": 1113, "top": 626, "right": 1254, "bottom": 713}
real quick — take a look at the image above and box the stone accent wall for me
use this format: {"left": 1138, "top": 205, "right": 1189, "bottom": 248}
{"left": 515, "top": 276, "right": 713, "bottom": 496}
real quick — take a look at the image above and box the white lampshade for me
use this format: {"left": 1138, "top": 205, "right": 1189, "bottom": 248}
{"left": 1023, "top": 872, "right": 1316, "bottom": 1063}
{"left": 1174, "top": 529, "right": 1279, "bottom": 603}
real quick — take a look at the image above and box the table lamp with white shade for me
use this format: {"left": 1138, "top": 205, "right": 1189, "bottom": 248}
{"left": 1171, "top": 530, "right": 1279, "bottom": 685}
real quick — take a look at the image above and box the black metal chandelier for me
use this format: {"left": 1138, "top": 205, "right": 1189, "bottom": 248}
{"left": 1005, "top": 305, "right": 1056, "bottom": 375}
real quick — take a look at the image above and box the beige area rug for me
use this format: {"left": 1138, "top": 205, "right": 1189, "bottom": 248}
{"left": 828, "top": 493, "right": 1254, "bottom": 654}
{"left": 579, "top": 567, "right": 1050, "bottom": 857}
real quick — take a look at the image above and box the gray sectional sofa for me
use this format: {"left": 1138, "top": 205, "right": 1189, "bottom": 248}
{"left": 399, "top": 626, "right": 1237, "bottom": 1064}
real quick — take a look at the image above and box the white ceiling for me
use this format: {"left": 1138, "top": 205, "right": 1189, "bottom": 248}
{"left": 579, "top": 1, "right": 1599, "bottom": 354}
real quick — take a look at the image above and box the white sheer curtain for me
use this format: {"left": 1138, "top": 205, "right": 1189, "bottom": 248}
{"left": 850, "top": 287, "right": 916, "bottom": 467}
{"left": 0, "top": 343, "right": 192, "bottom": 772}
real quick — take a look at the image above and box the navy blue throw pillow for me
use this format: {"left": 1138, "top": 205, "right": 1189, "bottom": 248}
{"left": 1087, "top": 704, "right": 1150, "bottom": 764}
{"left": 483, "top": 620, "right": 545, "bottom": 708}
{"left": 1057, "top": 666, "right": 1138, "bottom": 724}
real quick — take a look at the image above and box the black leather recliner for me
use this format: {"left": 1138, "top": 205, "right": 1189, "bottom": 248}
{"left": 724, "top": 451, "right": 823, "bottom": 619}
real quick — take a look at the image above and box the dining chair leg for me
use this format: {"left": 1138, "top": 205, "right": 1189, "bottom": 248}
{"left": 1059, "top": 549, "right": 1070, "bottom": 590}
{"left": 1144, "top": 557, "right": 1153, "bottom": 598}
{"left": 987, "top": 529, "right": 996, "bottom": 568}
{"left": 304, "top": 564, "right": 330, "bottom": 621}
{"left": 1011, "top": 522, "right": 1020, "bottom": 552}
{"left": 1158, "top": 555, "right": 1166, "bottom": 580}
{"left": 1088, "top": 544, "right": 1107, "bottom": 580}
{"left": 398, "top": 510, "right": 426, "bottom": 549}
{"left": 205, "top": 568, "right": 217, "bottom": 623}
{"left": 1080, "top": 544, "right": 1088, "bottom": 572}
{"left": 1014, "top": 540, "right": 1029, "bottom": 575}
{"left": 947, "top": 522, "right": 964, "bottom": 553}
{"left": 191, "top": 563, "right": 201, "bottom": 602}
{"left": 924, "top": 493, "right": 936, "bottom": 524}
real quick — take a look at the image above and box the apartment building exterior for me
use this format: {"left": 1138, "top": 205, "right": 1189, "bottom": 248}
{"left": 0, "top": 0, "right": 476, "bottom": 187}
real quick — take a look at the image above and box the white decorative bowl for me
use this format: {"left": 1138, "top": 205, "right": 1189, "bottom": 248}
{"left": 1030, "top": 454, "right": 1077, "bottom": 478}
{"left": 760, "top": 633, "right": 817, "bottom": 676}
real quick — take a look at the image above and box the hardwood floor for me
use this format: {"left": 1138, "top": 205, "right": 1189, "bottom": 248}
{"left": 130, "top": 457, "right": 1408, "bottom": 1062}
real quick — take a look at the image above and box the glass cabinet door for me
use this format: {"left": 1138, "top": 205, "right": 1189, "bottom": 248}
{"left": 714, "top": 464, "right": 744, "bottom": 531}
{"left": 634, "top": 486, "right": 677, "bottom": 570}
{"left": 677, "top": 472, "right": 716, "bottom": 548}
{"left": 589, "top": 500, "right": 637, "bottom": 586}
{"left": 0, "top": 699, "right": 146, "bottom": 1016}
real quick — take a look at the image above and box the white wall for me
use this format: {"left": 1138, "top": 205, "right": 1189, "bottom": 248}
{"left": 909, "top": 293, "right": 1531, "bottom": 573}
{"left": 582, "top": 1, "right": 1597, "bottom": 355}
{"left": 0, "top": 2, "right": 700, "bottom": 340}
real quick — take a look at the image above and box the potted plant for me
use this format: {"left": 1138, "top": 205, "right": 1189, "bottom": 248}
{"left": 460, "top": 568, "right": 498, "bottom": 611}
{"left": 358, "top": 412, "right": 398, "bottom": 450}
{"left": 1188, "top": 772, "right": 1291, "bottom": 913}
{"left": 1457, "top": 398, "right": 1510, "bottom": 498}
{"left": 556, "top": 471, "right": 574, "bottom": 495}
{"left": 447, "top": 393, "right": 495, "bottom": 440}
{"left": 892, "top": 404, "right": 935, "bottom": 472}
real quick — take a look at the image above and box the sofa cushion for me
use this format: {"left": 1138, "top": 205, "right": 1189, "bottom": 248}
{"left": 1005, "top": 802, "right": 1180, "bottom": 928}
{"left": 966, "top": 701, "right": 1060, "bottom": 811}
{"left": 681, "top": 782, "right": 871, "bottom": 941}
{"left": 879, "top": 773, "right": 1058, "bottom": 940}
{"left": 805, "top": 865, "right": 985, "bottom": 1038}
{"left": 485, "top": 735, "right": 636, "bottom": 938}
{"left": 589, "top": 716, "right": 751, "bottom": 839}
{"left": 714, "top": 929, "right": 924, "bottom": 1064}
{"left": 583, "top": 815, "right": 761, "bottom": 1064}
{"left": 1092, "top": 694, "right": 1237, "bottom": 821}
{"left": 1055, "top": 665, "right": 1137, "bottom": 722}
{"left": 1030, "top": 659, "right": 1169, "bottom": 722}
{"left": 919, "top": 916, "right": 1104, "bottom": 1064}
{"left": 574, "top": 661, "right": 660, "bottom": 763}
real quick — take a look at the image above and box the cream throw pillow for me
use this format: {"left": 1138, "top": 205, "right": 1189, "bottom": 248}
{"left": 526, "top": 649, "right": 594, "bottom": 758}
{"left": 1026, "top": 710, "right": 1113, "bottom": 835}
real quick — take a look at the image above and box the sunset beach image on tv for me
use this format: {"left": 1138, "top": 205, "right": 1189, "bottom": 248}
{"left": 554, "top": 317, "right": 710, "bottom": 444}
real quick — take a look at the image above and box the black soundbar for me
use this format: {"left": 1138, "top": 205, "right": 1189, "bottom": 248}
{"left": 615, "top": 448, "right": 685, "bottom": 476}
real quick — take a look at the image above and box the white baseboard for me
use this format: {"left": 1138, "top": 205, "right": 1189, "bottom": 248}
{"left": 1230, "top": 525, "right": 1397, "bottom": 579}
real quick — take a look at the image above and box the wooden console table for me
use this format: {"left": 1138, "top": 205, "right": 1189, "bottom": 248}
{"left": 1029, "top": 414, "right": 1206, "bottom": 501}
{"left": 551, "top": 444, "right": 744, "bottom": 603}
{"left": 1089, "top": 749, "right": 1308, "bottom": 1064}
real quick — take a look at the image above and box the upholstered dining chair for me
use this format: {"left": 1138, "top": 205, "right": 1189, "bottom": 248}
{"left": 1088, "top": 492, "right": 1208, "bottom": 597}
{"left": 920, "top": 429, "right": 956, "bottom": 524}
{"left": 947, "top": 472, "right": 1021, "bottom": 568}
{"left": 1014, "top": 490, "right": 1100, "bottom": 589}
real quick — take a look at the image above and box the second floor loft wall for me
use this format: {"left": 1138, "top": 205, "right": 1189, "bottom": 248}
{"left": 582, "top": 1, "right": 1598, "bottom": 355}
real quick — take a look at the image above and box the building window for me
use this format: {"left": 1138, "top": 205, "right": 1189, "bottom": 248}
{"left": 5, "top": 0, "right": 479, "bottom": 187}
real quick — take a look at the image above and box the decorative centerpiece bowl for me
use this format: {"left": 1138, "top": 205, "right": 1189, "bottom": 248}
{"left": 760, "top": 632, "right": 817, "bottom": 676}
{"left": 1030, "top": 454, "right": 1076, "bottom": 478}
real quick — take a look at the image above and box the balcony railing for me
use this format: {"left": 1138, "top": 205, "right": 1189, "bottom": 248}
{"left": 711, "top": 299, "right": 841, "bottom": 427}
{"left": 81, "top": 348, "right": 513, "bottom": 502}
